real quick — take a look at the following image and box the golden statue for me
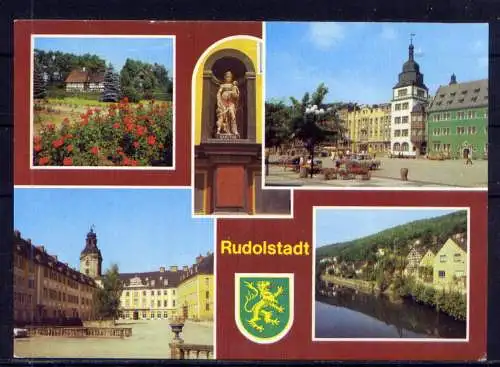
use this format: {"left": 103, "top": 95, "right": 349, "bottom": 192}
{"left": 216, "top": 71, "right": 240, "bottom": 137}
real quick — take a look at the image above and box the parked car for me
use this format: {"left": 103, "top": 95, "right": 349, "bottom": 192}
{"left": 349, "top": 154, "right": 381, "bottom": 170}
{"left": 13, "top": 328, "right": 28, "bottom": 338}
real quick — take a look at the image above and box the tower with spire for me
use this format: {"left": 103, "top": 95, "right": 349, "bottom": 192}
{"left": 79, "top": 226, "right": 103, "bottom": 279}
{"left": 390, "top": 35, "right": 429, "bottom": 157}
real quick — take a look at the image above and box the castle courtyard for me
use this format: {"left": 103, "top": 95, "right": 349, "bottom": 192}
{"left": 14, "top": 320, "right": 214, "bottom": 359}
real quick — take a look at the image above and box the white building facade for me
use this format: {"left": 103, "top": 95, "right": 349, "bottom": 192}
{"left": 390, "top": 41, "right": 429, "bottom": 157}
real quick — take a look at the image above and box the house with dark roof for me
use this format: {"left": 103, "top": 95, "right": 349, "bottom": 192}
{"left": 65, "top": 67, "right": 105, "bottom": 93}
{"left": 427, "top": 76, "right": 488, "bottom": 159}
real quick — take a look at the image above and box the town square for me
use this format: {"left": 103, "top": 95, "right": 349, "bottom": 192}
{"left": 13, "top": 188, "right": 214, "bottom": 359}
{"left": 264, "top": 22, "right": 488, "bottom": 189}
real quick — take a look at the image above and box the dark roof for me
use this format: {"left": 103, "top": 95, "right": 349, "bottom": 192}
{"left": 428, "top": 79, "right": 488, "bottom": 112}
{"left": 80, "top": 228, "right": 102, "bottom": 260}
{"left": 65, "top": 70, "right": 105, "bottom": 84}
{"left": 394, "top": 43, "right": 428, "bottom": 90}
{"left": 13, "top": 230, "right": 97, "bottom": 287}
{"left": 119, "top": 269, "right": 186, "bottom": 289}
{"left": 411, "top": 102, "right": 426, "bottom": 113}
{"left": 179, "top": 253, "right": 214, "bottom": 284}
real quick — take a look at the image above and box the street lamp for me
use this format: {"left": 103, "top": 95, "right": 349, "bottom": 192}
{"left": 304, "top": 105, "right": 326, "bottom": 179}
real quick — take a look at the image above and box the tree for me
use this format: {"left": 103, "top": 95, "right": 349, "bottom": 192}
{"left": 33, "top": 53, "right": 47, "bottom": 100}
{"left": 93, "top": 264, "right": 124, "bottom": 321}
{"left": 101, "top": 64, "right": 121, "bottom": 102}
{"left": 265, "top": 100, "right": 291, "bottom": 152}
{"left": 289, "top": 83, "right": 345, "bottom": 178}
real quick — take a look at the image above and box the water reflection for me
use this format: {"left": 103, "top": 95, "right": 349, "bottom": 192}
{"left": 315, "top": 280, "right": 466, "bottom": 339}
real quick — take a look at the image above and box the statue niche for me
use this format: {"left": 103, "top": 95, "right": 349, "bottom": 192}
{"left": 201, "top": 50, "right": 256, "bottom": 143}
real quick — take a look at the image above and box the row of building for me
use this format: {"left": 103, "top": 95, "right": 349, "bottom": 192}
{"left": 322, "top": 234, "right": 467, "bottom": 293}
{"left": 13, "top": 227, "right": 214, "bottom": 326}
{"left": 333, "top": 41, "right": 488, "bottom": 159}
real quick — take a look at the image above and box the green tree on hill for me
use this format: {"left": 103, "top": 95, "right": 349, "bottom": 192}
{"left": 101, "top": 64, "right": 121, "bottom": 102}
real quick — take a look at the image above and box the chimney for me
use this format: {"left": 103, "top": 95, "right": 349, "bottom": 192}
{"left": 160, "top": 266, "right": 165, "bottom": 273}
{"left": 183, "top": 265, "right": 189, "bottom": 272}
{"left": 169, "top": 266, "right": 178, "bottom": 272}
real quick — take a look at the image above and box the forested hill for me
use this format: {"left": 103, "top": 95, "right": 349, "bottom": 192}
{"left": 316, "top": 210, "right": 467, "bottom": 262}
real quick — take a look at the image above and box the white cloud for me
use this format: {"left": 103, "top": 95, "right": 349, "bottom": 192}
{"left": 414, "top": 47, "right": 425, "bottom": 57}
{"left": 471, "top": 40, "right": 487, "bottom": 54}
{"left": 308, "top": 22, "right": 344, "bottom": 50}
{"left": 380, "top": 26, "right": 397, "bottom": 40}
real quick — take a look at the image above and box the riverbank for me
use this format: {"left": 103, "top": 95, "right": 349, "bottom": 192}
{"left": 321, "top": 274, "right": 379, "bottom": 294}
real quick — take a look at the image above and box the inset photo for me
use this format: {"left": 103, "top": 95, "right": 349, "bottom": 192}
{"left": 31, "top": 35, "right": 175, "bottom": 168}
{"left": 313, "top": 207, "right": 469, "bottom": 340}
{"left": 13, "top": 188, "right": 214, "bottom": 359}
{"left": 192, "top": 35, "right": 291, "bottom": 217}
{"left": 264, "top": 22, "right": 488, "bottom": 189}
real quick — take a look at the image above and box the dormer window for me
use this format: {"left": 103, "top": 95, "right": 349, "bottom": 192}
{"left": 439, "top": 94, "right": 445, "bottom": 98}
{"left": 474, "top": 88, "right": 480, "bottom": 93}
{"left": 450, "top": 92, "right": 456, "bottom": 97}
{"left": 461, "top": 90, "right": 467, "bottom": 95}
{"left": 471, "top": 96, "right": 478, "bottom": 102}
{"left": 458, "top": 98, "right": 465, "bottom": 103}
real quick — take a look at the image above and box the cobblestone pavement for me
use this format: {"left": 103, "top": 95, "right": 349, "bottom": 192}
{"left": 14, "top": 320, "right": 214, "bottom": 359}
{"left": 265, "top": 156, "right": 487, "bottom": 188}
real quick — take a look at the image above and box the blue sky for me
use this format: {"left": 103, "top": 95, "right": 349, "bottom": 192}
{"left": 14, "top": 188, "right": 213, "bottom": 273}
{"left": 315, "top": 208, "right": 463, "bottom": 247}
{"left": 34, "top": 37, "right": 173, "bottom": 73}
{"left": 266, "top": 22, "right": 488, "bottom": 104}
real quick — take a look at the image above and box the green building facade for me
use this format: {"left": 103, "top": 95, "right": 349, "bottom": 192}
{"left": 427, "top": 76, "right": 488, "bottom": 160}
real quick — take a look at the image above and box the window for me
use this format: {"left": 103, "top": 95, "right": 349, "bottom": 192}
{"left": 474, "top": 88, "right": 480, "bottom": 93}
{"left": 461, "top": 90, "right": 468, "bottom": 95}
{"left": 157, "top": 300, "right": 161, "bottom": 307}
{"left": 172, "top": 300, "right": 176, "bottom": 307}
{"left": 164, "top": 300, "right": 167, "bottom": 307}
{"left": 438, "top": 270, "right": 446, "bottom": 278}
{"left": 395, "top": 117, "right": 401, "bottom": 124}
{"left": 401, "top": 142, "right": 409, "bottom": 151}
{"left": 157, "top": 312, "right": 161, "bottom": 319}
{"left": 455, "top": 271, "right": 465, "bottom": 278}
{"left": 468, "top": 111, "right": 474, "bottom": 119}
{"left": 433, "top": 143, "right": 441, "bottom": 151}
{"left": 447, "top": 100, "right": 453, "bottom": 105}
{"left": 417, "top": 90, "right": 425, "bottom": 97}
{"left": 402, "top": 116, "right": 409, "bottom": 124}
{"left": 450, "top": 92, "right": 456, "bottom": 97}
{"left": 164, "top": 312, "right": 168, "bottom": 318}
{"left": 125, "top": 291, "right": 129, "bottom": 297}
{"left": 206, "top": 303, "right": 210, "bottom": 311}
{"left": 394, "top": 130, "right": 401, "bottom": 137}
{"left": 458, "top": 98, "right": 465, "bottom": 103}
{"left": 163, "top": 290, "right": 167, "bottom": 295}
{"left": 439, "top": 93, "right": 445, "bottom": 98}
{"left": 395, "top": 104, "right": 401, "bottom": 111}
{"left": 398, "top": 88, "right": 407, "bottom": 97}
{"left": 206, "top": 291, "right": 210, "bottom": 299}
{"left": 142, "top": 312, "right": 146, "bottom": 319}
{"left": 471, "top": 96, "right": 478, "bottom": 102}
{"left": 440, "top": 255, "right": 447, "bottom": 263}
{"left": 457, "top": 127, "right": 465, "bottom": 135}
{"left": 468, "top": 126, "right": 477, "bottom": 134}
{"left": 402, "top": 102, "right": 409, "bottom": 110}
{"left": 172, "top": 290, "right": 176, "bottom": 295}
{"left": 402, "top": 129, "right": 409, "bottom": 137}
{"left": 142, "top": 291, "right": 146, "bottom": 296}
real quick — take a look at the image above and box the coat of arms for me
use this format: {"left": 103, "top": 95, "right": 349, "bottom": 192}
{"left": 235, "top": 273, "right": 294, "bottom": 344}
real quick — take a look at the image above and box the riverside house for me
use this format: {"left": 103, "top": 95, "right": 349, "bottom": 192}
{"left": 417, "top": 249, "right": 435, "bottom": 283}
{"left": 404, "top": 247, "right": 425, "bottom": 276}
{"left": 432, "top": 238, "right": 467, "bottom": 293}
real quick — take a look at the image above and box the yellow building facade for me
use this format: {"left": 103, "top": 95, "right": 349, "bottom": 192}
{"left": 433, "top": 238, "right": 467, "bottom": 292}
{"left": 177, "top": 254, "right": 214, "bottom": 321}
{"left": 345, "top": 104, "right": 391, "bottom": 153}
{"left": 13, "top": 230, "right": 97, "bottom": 326}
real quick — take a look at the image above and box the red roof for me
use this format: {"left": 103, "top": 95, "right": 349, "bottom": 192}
{"left": 65, "top": 70, "right": 105, "bottom": 84}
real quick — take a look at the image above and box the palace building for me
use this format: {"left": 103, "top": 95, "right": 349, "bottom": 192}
{"left": 390, "top": 39, "right": 430, "bottom": 157}
{"left": 118, "top": 252, "right": 214, "bottom": 321}
{"left": 13, "top": 229, "right": 98, "bottom": 326}
{"left": 427, "top": 75, "right": 488, "bottom": 159}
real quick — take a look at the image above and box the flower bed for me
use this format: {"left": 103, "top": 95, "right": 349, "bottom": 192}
{"left": 33, "top": 98, "right": 173, "bottom": 167}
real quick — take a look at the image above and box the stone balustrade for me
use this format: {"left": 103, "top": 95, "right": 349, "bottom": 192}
{"left": 26, "top": 326, "right": 132, "bottom": 338}
{"left": 169, "top": 342, "right": 213, "bottom": 360}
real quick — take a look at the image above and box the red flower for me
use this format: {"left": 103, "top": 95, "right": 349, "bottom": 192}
{"left": 123, "top": 97, "right": 129, "bottom": 104}
{"left": 133, "top": 141, "right": 140, "bottom": 149}
{"left": 34, "top": 144, "right": 42, "bottom": 153}
{"left": 46, "top": 123, "right": 55, "bottom": 131}
{"left": 80, "top": 118, "right": 89, "bottom": 126}
{"left": 63, "top": 157, "right": 73, "bottom": 166}
{"left": 159, "top": 143, "right": 164, "bottom": 149}
{"left": 95, "top": 108, "right": 101, "bottom": 114}
{"left": 52, "top": 138, "right": 64, "bottom": 149}
{"left": 147, "top": 135, "right": 156, "bottom": 146}
{"left": 90, "top": 146, "right": 99, "bottom": 156}
{"left": 66, "top": 144, "right": 73, "bottom": 153}
{"left": 113, "top": 122, "right": 120, "bottom": 129}
{"left": 33, "top": 136, "right": 42, "bottom": 145}
{"left": 135, "top": 125, "right": 146, "bottom": 137}
{"left": 63, "top": 117, "right": 70, "bottom": 125}
{"left": 38, "top": 156, "right": 49, "bottom": 165}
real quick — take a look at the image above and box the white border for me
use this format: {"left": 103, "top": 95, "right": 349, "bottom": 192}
{"left": 234, "top": 272, "right": 294, "bottom": 344}
{"left": 260, "top": 22, "right": 487, "bottom": 193}
{"left": 30, "top": 34, "right": 176, "bottom": 171}
{"left": 13, "top": 186, "right": 218, "bottom": 359}
{"left": 190, "top": 33, "right": 293, "bottom": 219}
{"left": 311, "top": 206, "right": 470, "bottom": 343}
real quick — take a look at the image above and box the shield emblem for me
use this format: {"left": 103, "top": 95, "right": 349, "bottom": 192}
{"left": 235, "top": 273, "right": 294, "bottom": 344}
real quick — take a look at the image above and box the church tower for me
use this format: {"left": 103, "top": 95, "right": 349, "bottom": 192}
{"left": 80, "top": 226, "right": 103, "bottom": 278}
{"left": 390, "top": 36, "right": 429, "bottom": 157}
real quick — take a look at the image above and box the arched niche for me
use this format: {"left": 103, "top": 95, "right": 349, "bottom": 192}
{"left": 200, "top": 48, "right": 257, "bottom": 143}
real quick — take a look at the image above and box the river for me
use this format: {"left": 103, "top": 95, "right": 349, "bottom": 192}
{"left": 315, "top": 282, "right": 466, "bottom": 339}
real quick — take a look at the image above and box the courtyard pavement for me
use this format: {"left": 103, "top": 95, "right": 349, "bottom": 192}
{"left": 265, "top": 156, "right": 488, "bottom": 188}
{"left": 14, "top": 319, "right": 214, "bottom": 359}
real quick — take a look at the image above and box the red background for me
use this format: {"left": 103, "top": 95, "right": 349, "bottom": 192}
{"left": 217, "top": 190, "right": 487, "bottom": 360}
{"left": 14, "top": 21, "right": 262, "bottom": 186}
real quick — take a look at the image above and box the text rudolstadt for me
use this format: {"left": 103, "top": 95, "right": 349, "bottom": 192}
{"left": 220, "top": 240, "right": 310, "bottom": 256}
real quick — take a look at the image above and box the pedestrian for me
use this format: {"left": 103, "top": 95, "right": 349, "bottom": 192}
{"left": 465, "top": 152, "right": 473, "bottom": 166}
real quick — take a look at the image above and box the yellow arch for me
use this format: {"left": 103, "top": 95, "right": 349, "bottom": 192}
{"left": 192, "top": 36, "right": 263, "bottom": 146}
